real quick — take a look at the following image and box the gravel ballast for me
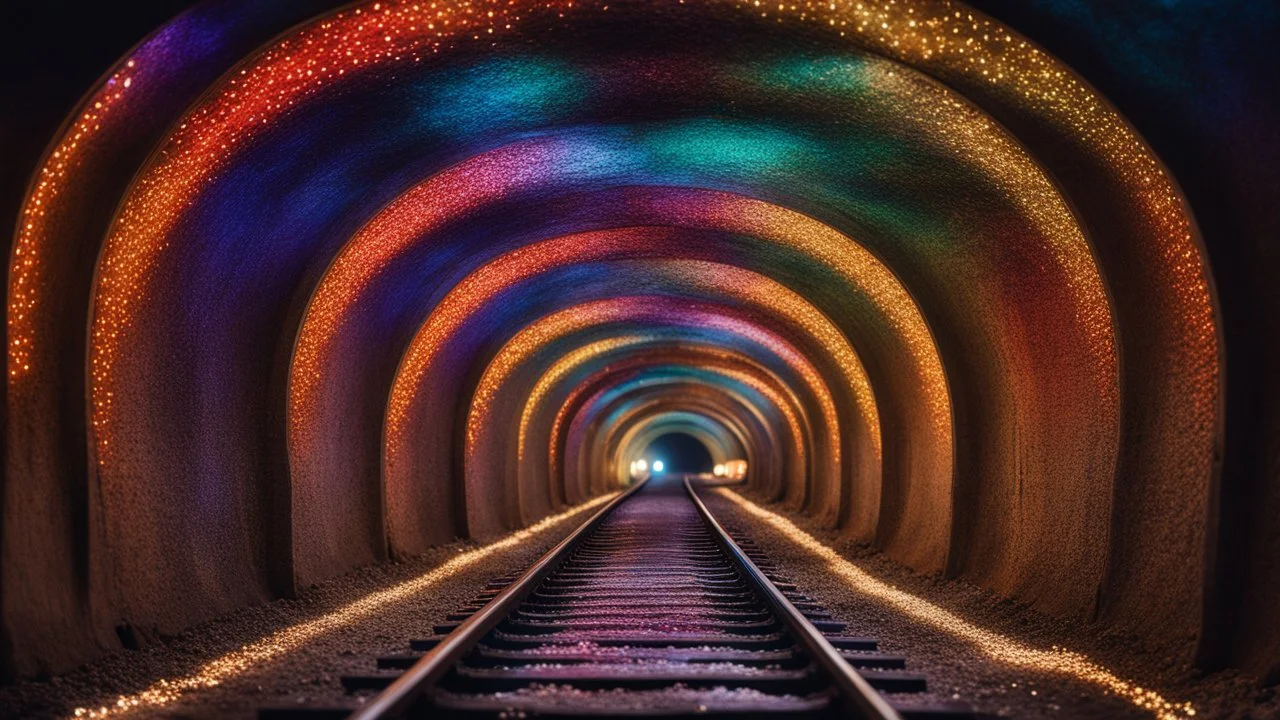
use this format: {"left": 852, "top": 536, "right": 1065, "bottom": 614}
{"left": 0, "top": 497, "right": 614, "bottom": 719}
{"left": 703, "top": 487, "right": 1280, "bottom": 720}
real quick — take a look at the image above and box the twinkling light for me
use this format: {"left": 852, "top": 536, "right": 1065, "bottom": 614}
{"left": 650, "top": 189, "right": 950, "bottom": 456}
{"left": 828, "top": 0, "right": 1214, "bottom": 416}
{"left": 292, "top": 176, "right": 937, "bottom": 529}
{"left": 742, "top": 0, "right": 1212, "bottom": 411}
{"left": 82, "top": 0, "right": 1188, "bottom": 453}
{"left": 477, "top": 328, "right": 813, "bottom": 503}
{"left": 8, "top": 54, "right": 142, "bottom": 380}
{"left": 446, "top": 261, "right": 869, "bottom": 524}
{"left": 69, "top": 492, "right": 616, "bottom": 719}
{"left": 718, "top": 489, "right": 1197, "bottom": 720}
{"left": 288, "top": 139, "right": 573, "bottom": 453}
{"left": 90, "top": 3, "right": 573, "bottom": 462}
{"left": 462, "top": 335, "right": 644, "bottom": 518}
{"left": 386, "top": 247, "right": 875, "bottom": 527}
{"left": 30, "top": 0, "right": 1210, "bottom": 687}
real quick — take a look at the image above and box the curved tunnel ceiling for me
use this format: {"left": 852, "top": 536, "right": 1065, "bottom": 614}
{"left": 3, "top": 0, "right": 1244, "bottom": 681}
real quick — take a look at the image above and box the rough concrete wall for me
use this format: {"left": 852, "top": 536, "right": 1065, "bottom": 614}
{"left": 964, "top": 0, "right": 1276, "bottom": 676}
{"left": 8, "top": 0, "right": 1258, "bottom": 683}
{"left": 1, "top": 0, "right": 341, "bottom": 676}
{"left": 286, "top": 301, "right": 391, "bottom": 587}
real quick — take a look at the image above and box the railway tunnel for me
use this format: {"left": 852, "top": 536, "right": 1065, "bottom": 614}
{"left": 2, "top": 0, "right": 1278, "bottom": 717}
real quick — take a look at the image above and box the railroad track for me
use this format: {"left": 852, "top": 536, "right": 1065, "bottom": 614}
{"left": 264, "top": 475, "right": 975, "bottom": 718}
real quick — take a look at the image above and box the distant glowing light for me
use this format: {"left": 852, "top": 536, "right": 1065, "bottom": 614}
{"left": 721, "top": 459, "right": 748, "bottom": 481}
{"left": 629, "top": 457, "right": 650, "bottom": 480}
{"left": 713, "top": 463, "right": 726, "bottom": 477}
{"left": 69, "top": 494, "right": 616, "bottom": 719}
{"left": 717, "top": 490, "right": 1197, "bottom": 720}
{"left": 652, "top": 460, "right": 665, "bottom": 472}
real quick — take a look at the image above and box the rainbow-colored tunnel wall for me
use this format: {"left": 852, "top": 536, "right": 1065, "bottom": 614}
{"left": 5, "top": 0, "right": 1260, "bottom": 683}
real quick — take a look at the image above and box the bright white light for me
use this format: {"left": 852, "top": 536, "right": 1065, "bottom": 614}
{"left": 653, "top": 460, "right": 665, "bottom": 473}
{"left": 635, "top": 459, "right": 647, "bottom": 472}
{"left": 713, "top": 464, "right": 726, "bottom": 477}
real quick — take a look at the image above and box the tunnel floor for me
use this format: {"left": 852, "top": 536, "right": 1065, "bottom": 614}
{"left": 0, "top": 490, "right": 1274, "bottom": 720}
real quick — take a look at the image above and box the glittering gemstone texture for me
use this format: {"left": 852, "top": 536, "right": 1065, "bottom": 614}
{"left": 5, "top": 0, "right": 1220, "bottom": 710}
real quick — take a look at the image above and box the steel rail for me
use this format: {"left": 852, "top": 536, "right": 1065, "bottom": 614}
{"left": 684, "top": 476, "right": 903, "bottom": 720}
{"left": 350, "top": 477, "right": 649, "bottom": 719}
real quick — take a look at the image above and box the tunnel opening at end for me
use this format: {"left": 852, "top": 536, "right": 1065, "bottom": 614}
{"left": 641, "top": 432, "right": 714, "bottom": 475}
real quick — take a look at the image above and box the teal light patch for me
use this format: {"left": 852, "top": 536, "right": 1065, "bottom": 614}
{"left": 495, "top": 118, "right": 957, "bottom": 252}
{"left": 635, "top": 121, "right": 950, "bottom": 248}
{"left": 417, "top": 57, "right": 586, "bottom": 135}
{"left": 637, "top": 119, "right": 819, "bottom": 180}
{"left": 750, "top": 55, "right": 877, "bottom": 95}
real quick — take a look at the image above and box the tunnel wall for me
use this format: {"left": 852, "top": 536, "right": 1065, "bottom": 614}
{"left": 386, "top": 258, "right": 878, "bottom": 539}
{"left": 1, "top": 0, "right": 345, "bottom": 676}
{"left": 6, "top": 0, "right": 1270, "bottom": 683}
{"left": 521, "top": 356, "right": 802, "bottom": 510}
{"left": 545, "top": 356, "right": 806, "bottom": 505}
{"left": 459, "top": 306, "right": 847, "bottom": 536}
{"left": 962, "top": 0, "right": 1278, "bottom": 680}
{"left": 497, "top": 323, "right": 833, "bottom": 522}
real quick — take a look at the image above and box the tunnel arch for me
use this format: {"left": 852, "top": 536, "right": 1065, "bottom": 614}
{"left": 285, "top": 178, "right": 962, "bottom": 578}
{"left": 562, "top": 367, "right": 796, "bottom": 512}
{"left": 540, "top": 352, "right": 812, "bottom": 509}
{"left": 519, "top": 347, "right": 809, "bottom": 513}
{"left": 87, "top": 75, "right": 1131, "bottom": 627}
{"left": 454, "top": 288, "right": 857, "bottom": 536}
{"left": 2, "top": 0, "right": 1238, "bottom": 680}
{"left": 607, "top": 401, "right": 764, "bottom": 492}
{"left": 377, "top": 250, "right": 883, "bottom": 544}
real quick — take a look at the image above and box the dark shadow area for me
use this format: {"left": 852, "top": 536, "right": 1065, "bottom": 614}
{"left": 643, "top": 432, "right": 714, "bottom": 474}
{"left": 0, "top": 0, "right": 193, "bottom": 255}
